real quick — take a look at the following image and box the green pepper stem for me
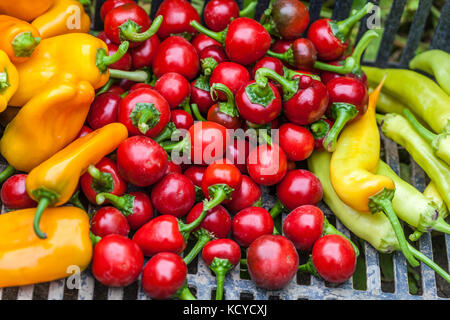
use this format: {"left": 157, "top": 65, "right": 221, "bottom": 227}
{"left": 407, "top": 243, "right": 450, "bottom": 283}
{"left": 0, "top": 68, "right": 9, "bottom": 90}
{"left": 310, "top": 119, "right": 331, "bottom": 140}
{"left": 269, "top": 199, "right": 285, "bottom": 218}
{"left": 90, "top": 231, "right": 101, "bottom": 246}
{"left": 239, "top": 0, "right": 257, "bottom": 18}
{"left": 191, "top": 103, "right": 206, "bottom": 121}
{"left": 95, "top": 78, "right": 115, "bottom": 96}
{"left": 333, "top": 2, "right": 373, "bottom": 41}
{"left": 160, "top": 133, "right": 190, "bottom": 153}
{"left": 88, "top": 165, "right": 107, "bottom": 185}
{"left": 120, "top": 16, "right": 163, "bottom": 42}
{"left": 174, "top": 282, "right": 197, "bottom": 300}
{"left": 323, "top": 103, "right": 358, "bottom": 152}
{"left": 209, "top": 257, "right": 234, "bottom": 300}
{"left": 96, "top": 192, "right": 135, "bottom": 216}
{"left": 402, "top": 109, "right": 436, "bottom": 144}
{"left": 108, "top": 68, "right": 150, "bottom": 82}
{"left": 12, "top": 32, "right": 40, "bottom": 58}
{"left": 369, "top": 189, "right": 419, "bottom": 267}
{"left": 69, "top": 191, "right": 86, "bottom": 211}
{"left": 0, "top": 165, "right": 15, "bottom": 184}
{"left": 183, "top": 229, "right": 212, "bottom": 265}
{"left": 154, "top": 122, "right": 178, "bottom": 143}
{"left": 240, "top": 258, "right": 247, "bottom": 266}
{"left": 211, "top": 83, "right": 239, "bottom": 117}
{"left": 432, "top": 217, "right": 450, "bottom": 235}
{"left": 322, "top": 217, "right": 360, "bottom": 257}
{"left": 297, "top": 255, "right": 319, "bottom": 277}
{"left": 34, "top": 197, "right": 51, "bottom": 239}
{"left": 255, "top": 67, "right": 298, "bottom": 101}
{"left": 137, "top": 107, "right": 156, "bottom": 134}
{"left": 180, "top": 98, "right": 192, "bottom": 116}
{"left": 100, "top": 41, "right": 130, "bottom": 70}
{"left": 201, "top": 57, "right": 218, "bottom": 76}
{"left": 267, "top": 48, "right": 294, "bottom": 66}
{"left": 190, "top": 20, "right": 226, "bottom": 43}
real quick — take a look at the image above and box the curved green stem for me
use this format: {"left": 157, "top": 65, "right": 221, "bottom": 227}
{"left": 369, "top": 188, "right": 419, "bottom": 267}
{"left": 331, "top": 2, "right": 373, "bottom": 42}
{"left": 87, "top": 165, "right": 114, "bottom": 192}
{"left": 33, "top": 197, "right": 50, "bottom": 239}
{"left": 108, "top": 68, "right": 150, "bottom": 82}
{"left": 0, "top": 165, "right": 15, "bottom": 184}
{"left": 160, "top": 133, "right": 190, "bottom": 153}
{"left": 255, "top": 67, "right": 298, "bottom": 101}
{"left": 269, "top": 199, "right": 285, "bottom": 218}
{"left": 407, "top": 243, "right": 450, "bottom": 283}
{"left": 310, "top": 119, "right": 331, "bottom": 140}
{"left": 183, "top": 229, "right": 212, "bottom": 265}
{"left": 12, "top": 32, "right": 40, "bottom": 58}
{"left": 96, "top": 41, "right": 130, "bottom": 73}
{"left": 180, "top": 98, "right": 192, "bottom": 116}
{"left": 154, "top": 122, "right": 178, "bottom": 143}
{"left": 209, "top": 257, "right": 234, "bottom": 300}
{"left": 323, "top": 103, "right": 358, "bottom": 152}
{"left": 211, "top": 83, "right": 239, "bottom": 117}
{"left": 201, "top": 57, "right": 218, "bottom": 76}
{"left": 89, "top": 231, "right": 102, "bottom": 246}
{"left": 190, "top": 20, "right": 226, "bottom": 43}
{"left": 239, "top": 0, "right": 257, "bottom": 18}
{"left": 297, "top": 255, "right": 319, "bottom": 277}
{"left": 95, "top": 78, "right": 115, "bottom": 96}
{"left": 173, "top": 281, "right": 197, "bottom": 300}
{"left": 191, "top": 103, "right": 206, "bottom": 121}
{"left": 119, "top": 16, "right": 163, "bottom": 42}
{"left": 96, "top": 192, "right": 135, "bottom": 216}
{"left": 402, "top": 109, "right": 436, "bottom": 144}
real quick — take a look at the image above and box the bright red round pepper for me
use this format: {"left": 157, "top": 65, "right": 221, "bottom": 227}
{"left": 100, "top": 0, "right": 135, "bottom": 21}
{"left": 87, "top": 92, "right": 121, "bottom": 130}
{"left": 130, "top": 35, "right": 160, "bottom": 69}
{"left": 171, "top": 109, "right": 194, "bottom": 130}
{"left": 90, "top": 206, "right": 130, "bottom": 238}
{"left": 209, "top": 62, "right": 250, "bottom": 101}
{"left": 1, "top": 174, "right": 37, "bottom": 209}
{"left": 186, "top": 203, "right": 232, "bottom": 239}
{"left": 247, "top": 142, "right": 287, "bottom": 186}
{"left": 203, "top": 0, "right": 240, "bottom": 32}
{"left": 278, "top": 123, "right": 315, "bottom": 161}
{"left": 191, "top": 34, "right": 221, "bottom": 54}
{"left": 154, "top": 72, "right": 191, "bottom": 109}
{"left": 225, "top": 175, "right": 261, "bottom": 214}
{"left": 232, "top": 207, "right": 274, "bottom": 247}
{"left": 155, "top": 0, "right": 201, "bottom": 40}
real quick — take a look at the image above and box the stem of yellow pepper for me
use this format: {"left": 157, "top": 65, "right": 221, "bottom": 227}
{"left": 11, "top": 32, "right": 41, "bottom": 58}
{"left": 96, "top": 41, "right": 130, "bottom": 73}
{"left": 369, "top": 188, "right": 419, "bottom": 267}
{"left": 31, "top": 187, "right": 60, "bottom": 239}
{"left": 108, "top": 68, "right": 151, "bottom": 82}
{"left": 119, "top": 15, "right": 163, "bottom": 43}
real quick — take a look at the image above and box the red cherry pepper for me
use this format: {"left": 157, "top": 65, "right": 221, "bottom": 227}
{"left": 1, "top": 174, "right": 37, "bottom": 209}
{"left": 92, "top": 234, "right": 144, "bottom": 287}
{"left": 225, "top": 137, "right": 251, "bottom": 173}
{"left": 201, "top": 238, "right": 241, "bottom": 300}
{"left": 118, "top": 87, "right": 171, "bottom": 137}
{"left": 164, "top": 160, "right": 183, "bottom": 176}
{"left": 209, "top": 62, "right": 250, "bottom": 101}
{"left": 235, "top": 79, "right": 282, "bottom": 126}
{"left": 278, "top": 123, "right": 314, "bottom": 161}
{"left": 153, "top": 35, "right": 200, "bottom": 81}
{"left": 299, "top": 234, "right": 357, "bottom": 284}
{"left": 203, "top": 0, "right": 257, "bottom": 32}
{"left": 104, "top": 3, "right": 163, "bottom": 47}
{"left": 276, "top": 169, "right": 323, "bottom": 211}
{"left": 225, "top": 175, "right": 261, "bottom": 214}
{"left": 254, "top": 67, "right": 328, "bottom": 126}
{"left": 116, "top": 135, "right": 168, "bottom": 187}
{"left": 207, "top": 83, "right": 242, "bottom": 129}
{"left": 246, "top": 234, "right": 299, "bottom": 290}
{"left": 251, "top": 57, "right": 284, "bottom": 80}
{"left": 141, "top": 252, "right": 196, "bottom": 300}
{"left": 96, "top": 191, "right": 154, "bottom": 231}
{"left": 97, "top": 31, "right": 113, "bottom": 45}
{"left": 309, "top": 118, "right": 334, "bottom": 151}
{"left": 106, "top": 43, "right": 132, "bottom": 71}
{"left": 307, "top": 2, "right": 372, "bottom": 61}
{"left": 267, "top": 38, "right": 317, "bottom": 71}
{"left": 190, "top": 17, "right": 272, "bottom": 66}
{"left": 76, "top": 125, "right": 93, "bottom": 139}
{"left": 100, "top": 0, "right": 135, "bottom": 21}
{"left": 199, "top": 45, "right": 228, "bottom": 66}
{"left": 184, "top": 165, "right": 205, "bottom": 187}
{"left": 150, "top": 173, "right": 196, "bottom": 218}
{"left": 80, "top": 157, "right": 128, "bottom": 205}
{"left": 322, "top": 76, "right": 369, "bottom": 152}
{"left": 171, "top": 109, "right": 194, "bottom": 130}
{"left": 90, "top": 206, "right": 130, "bottom": 238}
{"left": 232, "top": 207, "right": 274, "bottom": 247}
{"left": 154, "top": 72, "right": 191, "bottom": 109}
{"left": 186, "top": 203, "right": 232, "bottom": 239}
{"left": 155, "top": 0, "right": 201, "bottom": 40}
{"left": 191, "top": 34, "right": 221, "bottom": 54}
{"left": 130, "top": 35, "right": 160, "bottom": 69}
{"left": 87, "top": 92, "right": 121, "bottom": 130}
{"left": 261, "top": 0, "right": 309, "bottom": 40}
{"left": 129, "top": 83, "right": 154, "bottom": 92}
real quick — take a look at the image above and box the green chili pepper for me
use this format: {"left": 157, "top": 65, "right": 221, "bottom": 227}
{"left": 376, "top": 160, "right": 450, "bottom": 241}
{"left": 409, "top": 50, "right": 450, "bottom": 96}
{"left": 379, "top": 113, "right": 450, "bottom": 211}
{"left": 307, "top": 151, "right": 450, "bottom": 283}
{"left": 402, "top": 108, "right": 450, "bottom": 166}
{"left": 363, "top": 66, "right": 450, "bottom": 134}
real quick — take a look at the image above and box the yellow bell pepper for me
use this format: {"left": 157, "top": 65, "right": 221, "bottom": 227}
{"left": 32, "top": 0, "right": 91, "bottom": 39}
{"left": 0, "top": 80, "right": 95, "bottom": 172}
{"left": 0, "top": 207, "right": 92, "bottom": 288}
{"left": 330, "top": 78, "right": 419, "bottom": 267}
{"left": 0, "top": 0, "right": 54, "bottom": 22}
{"left": 0, "top": 15, "right": 41, "bottom": 64}
{"left": 0, "top": 49, "right": 19, "bottom": 112}
{"left": 9, "top": 33, "right": 130, "bottom": 107}
{"left": 26, "top": 122, "right": 128, "bottom": 239}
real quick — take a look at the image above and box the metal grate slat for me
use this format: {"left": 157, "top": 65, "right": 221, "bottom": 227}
{"left": 430, "top": 0, "right": 450, "bottom": 52}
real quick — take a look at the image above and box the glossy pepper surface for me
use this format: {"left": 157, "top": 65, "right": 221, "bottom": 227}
{"left": 0, "top": 80, "right": 95, "bottom": 172}
{"left": 25, "top": 123, "right": 128, "bottom": 239}
{"left": 31, "top": 0, "right": 91, "bottom": 39}
{"left": 9, "top": 33, "right": 129, "bottom": 107}
{"left": 0, "top": 0, "right": 54, "bottom": 22}
{"left": 0, "top": 207, "right": 92, "bottom": 288}
{"left": 0, "top": 15, "right": 41, "bottom": 64}
{"left": 0, "top": 50, "right": 19, "bottom": 112}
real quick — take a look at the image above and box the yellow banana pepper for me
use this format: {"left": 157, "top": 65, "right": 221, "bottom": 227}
{"left": 9, "top": 33, "right": 129, "bottom": 107}
{"left": 32, "top": 0, "right": 91, "bottom": 39}
{"left": 0, "top": 49, "right": 19, "bottom": 112}
{"left": 26, "top": 122, "right": 128, "bottom": 239}
{"left": 0, "top": 80, "right": 95, "bottom": 172}
{"left": 0, "top": 15, "right": 41, "bottom": 64}
{"left": 0, "top": 0, "right": 54, "bottom": 22}
{"left": 330, "top": 78, "right": 419, "bottom": 267}
{"left": 0, "top": 207, "right": 92, "bottom": 288}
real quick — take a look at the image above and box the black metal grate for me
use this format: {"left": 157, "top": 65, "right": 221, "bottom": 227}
{"left": 0, "top": 0, "right": 449, "bottom": 300}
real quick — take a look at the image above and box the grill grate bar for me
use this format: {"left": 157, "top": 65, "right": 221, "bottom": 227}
{"left": 48, "top": 279, "right": 65, "bottom": 300}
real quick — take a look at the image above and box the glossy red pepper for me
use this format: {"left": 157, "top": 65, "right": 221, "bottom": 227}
{"left": 207, "top": 83, "right": 242, "bottom": 129}
{"left": 191, "top": 34, "right": 221, "bottom": 54}
{"left": 90, "top": 206, "right": 130, "bottom": 238}
{"left": 225, "top": 175, "right": 261, "bottom": 214}
{"left": 225, "top": 137, "right": 251, "bottom": 173}
{"left": 171, "top": 109, "right": 194, "bottom": 130}
{"left": 199, "top": 45, "right": 228, "bottom": 65}
{"left": 232, "top": 207, "right": 274, "bottom": 247}
{"left": 130, "top": 35, "right": 160, "bottom": 69}
{"left": 154, "top": 72, "right": 191, "bottom": 109}
{"left": 186, "top": 203, "right": 232, "bottom": 239}
{"left": 278, "top": 123, "right": 314, "bottom": 161}
{"left": 267, "top": 38, "right": 317, "bottom": 71}
{"left": 247, "top": 141, "right": 287, "bottom": 186}
{"left": 87, "top": 92, "right": 121, "bottom": 130}
{"left": 209, "top": 62, "right": 250, "bottom": 101}
{"left": 155, "top": 0, "right": 201, "bottom": 40}
{"left": 100, "top": 0, "right": 135, "bottom": 21}
{"left": 1, "top": 174, "right": 37, "bottom": 209}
